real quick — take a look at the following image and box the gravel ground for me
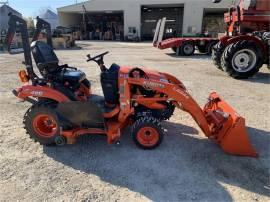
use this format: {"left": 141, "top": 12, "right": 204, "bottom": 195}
{"left": 0, "top": 41, "right": 269, "bottom": 201}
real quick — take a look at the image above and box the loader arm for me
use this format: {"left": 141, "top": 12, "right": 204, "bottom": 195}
{"left": 128, "top": 78, "right": 212, "bottom": 136}
{"left": 128, "top": 77, "right": 258, "bottom": 157}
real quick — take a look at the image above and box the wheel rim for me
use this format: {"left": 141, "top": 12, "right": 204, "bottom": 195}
{"left": 232, "top": 49, "right": 257, "bottom": 72}
{"left": 183, "top": 44, "right": 194, "bottom": 55}
{"left": 137, "top": 127, "right": 159, "bottom": 146}
{"left": 32, "top": 114, "right": 58, "bottom": 137}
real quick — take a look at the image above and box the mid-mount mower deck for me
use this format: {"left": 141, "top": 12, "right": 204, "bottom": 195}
{"left": 6, "top": 14, "right": 258, "bottom": 157}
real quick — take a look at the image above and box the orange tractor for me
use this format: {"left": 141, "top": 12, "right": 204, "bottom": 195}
{"left": 212, "top": 0, "right": 270, "bottom": 78}
{"left": 6, "top": 14, "right": 258, "bottom": 157}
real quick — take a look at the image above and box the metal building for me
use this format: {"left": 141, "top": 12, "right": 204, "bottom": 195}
{"left": 35, "top": 9, "right": 59, "bottom": 30}
{"left": 57, "top": 0, "right": 231, "bottom": 40}
{"left": 0, "top": 4, "right": 22, "bottom": 31}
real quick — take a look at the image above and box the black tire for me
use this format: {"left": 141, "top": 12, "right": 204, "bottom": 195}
{"left": 206, "top": 41, "right": 218, "bottom": 55}
{"left": 152, "top": 103, "right": 175, "bottom": 121}
{"left": 23, "top": 102, "right": 62, "bottom": 145}
{"left": 181, "top": 42, "right": 195, "bottom": 56}
{"left": 132, "top": 117, "right": 164, "bottom": 150}
{"left": 197, "top": 45, "right": 207, "bottom": 53}
{"left": 221, "top": 40, "right": 263, "bottom": 79}
{"left": 212, "top": 41, "right": 224, "bottom": 70}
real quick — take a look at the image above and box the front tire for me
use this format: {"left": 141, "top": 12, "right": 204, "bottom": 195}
{"left": 221, "top": 40, "right": 263, "bottom": 79}
{"left": 212, "top": 41, "right": 224, "bottom": 70}
{"left": 23, "top": 102, "right": 61, "bottom": 145}
{"left": 132, "top": 117, "right": 164, "bottom": 149}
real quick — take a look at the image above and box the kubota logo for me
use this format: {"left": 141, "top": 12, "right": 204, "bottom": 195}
{"left": 143, "top": 81, "right": 165, "bottom": 89}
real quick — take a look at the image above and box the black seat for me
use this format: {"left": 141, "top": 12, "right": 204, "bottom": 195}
{"left": 100, "top": 63, "right": 120, "bottom": 104}
{"left": 31, "top": 41, "right": 59, "bottom": 73}
{"left": 31, "top": 41, "right": 86, "bottom": 84}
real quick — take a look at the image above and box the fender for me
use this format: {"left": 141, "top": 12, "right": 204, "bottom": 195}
{"left": 220, "top": 35, "right": 267, "bottom": 56}
{"left": 15, "top": 85, "right": 70, "bottom": 103}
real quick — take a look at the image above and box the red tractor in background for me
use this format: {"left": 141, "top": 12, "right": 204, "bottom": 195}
{"left": 212, "top": 0, "right": 270, "bottom": 79}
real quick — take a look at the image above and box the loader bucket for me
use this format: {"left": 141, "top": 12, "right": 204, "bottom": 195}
{"left": 204, "top": 92, "right": 258, "bottom": 157}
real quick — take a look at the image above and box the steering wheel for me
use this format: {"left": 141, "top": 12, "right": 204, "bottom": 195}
{"left": 86, "top": 51, "right": 109, "bottom": 62}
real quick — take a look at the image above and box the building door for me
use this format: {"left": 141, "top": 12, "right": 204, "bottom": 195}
{"left": 141, "top": 6, "right": 184, "bottom": 40}
{"left": 202, "top": 9, "right": 227, "bottom": 37}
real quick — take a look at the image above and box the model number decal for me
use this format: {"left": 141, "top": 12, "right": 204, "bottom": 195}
{"left": 31, "top": 91, "right": 43, "bottom": 96}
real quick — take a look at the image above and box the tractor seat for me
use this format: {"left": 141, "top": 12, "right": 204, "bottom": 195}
{"left": 31, "top": 41, "right": 86, "bottom": 84}
{"left": 31, "top": 41, "right": 59, "bottom": 74}
{"left": 100, "top": 63, "right": 120, "bottom": 104}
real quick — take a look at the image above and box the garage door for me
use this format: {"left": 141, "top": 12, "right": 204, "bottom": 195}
{"left": 141, "top": 6, "right": 184, "bottom": 40}
{"left": 202, "top": 10, "right": 227, "bottom": 37}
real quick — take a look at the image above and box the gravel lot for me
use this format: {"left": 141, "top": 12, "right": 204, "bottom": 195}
{"left": 0, "top": 41, "right": 269, "bottom": 201}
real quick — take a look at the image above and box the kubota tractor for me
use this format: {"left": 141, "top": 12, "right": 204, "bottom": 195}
{"left": 5, "top": 14, "right": 258, "bottom": 157}
{"left": 212, "top": 0, "right": 270, "bottom": 79}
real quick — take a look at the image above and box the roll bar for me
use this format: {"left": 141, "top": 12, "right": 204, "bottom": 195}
{"left": 32, "top": 16, "right": 53, "bottom": 47}
{"left": 5, "top": 14, "right": 54, "bottom": 83}
{"left": 5, "top": 13, "right": 37, "bottom": 81}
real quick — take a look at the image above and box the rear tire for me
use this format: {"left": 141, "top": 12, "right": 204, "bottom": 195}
{"left": 221, "top": 40, "right": 263, "bottom": 79}
{"left": 181, "top": 42, "right": 195, "bottom": 56}
{"left": 132, "top": 117, "right": 164, "bottom": 150}
{"left": 212, "top": 41, "right": 224, "bottom": 70}
{"left": 23, "top": 102, "right": 62, "bottom": 145}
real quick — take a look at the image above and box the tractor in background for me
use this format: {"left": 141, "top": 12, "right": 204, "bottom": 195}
{"left": 212, "top": 0, "right": 270, "bottom": 79}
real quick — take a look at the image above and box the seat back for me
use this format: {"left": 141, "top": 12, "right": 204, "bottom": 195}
{"left": 100, "top": 64, "right": 120, "bottom": 104}
{"left": 31, "top": 41, "right": 59, "bottom": 73}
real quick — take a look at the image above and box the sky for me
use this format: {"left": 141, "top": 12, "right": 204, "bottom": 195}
{"left": 8, "top": 0, "right": 87, "bottom": 17}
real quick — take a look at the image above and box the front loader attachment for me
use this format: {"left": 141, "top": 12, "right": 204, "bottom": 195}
{"left": 204, "top": 92, "right": 258, "bottom": 157}
{"left": 128, "top": 76, "right": 257, "bottom": 157}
